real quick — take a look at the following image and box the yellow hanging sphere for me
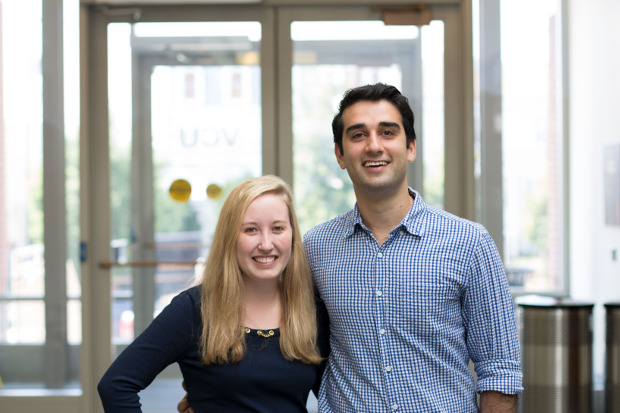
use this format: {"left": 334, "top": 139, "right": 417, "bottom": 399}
{"left": 206, "top": 183, "right": 223, "bottom": 200}
{"left": 169, "top": 179, "right": 192, "bottom": 202}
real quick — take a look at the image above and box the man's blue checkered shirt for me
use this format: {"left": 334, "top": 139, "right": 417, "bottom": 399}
{"left": 304, "top": 190, "right": 523, "bottom": 412}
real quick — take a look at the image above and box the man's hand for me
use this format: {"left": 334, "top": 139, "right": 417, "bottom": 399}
{"left": 177, "top": 381, "right": 195, "bottom": 413}
{"left": 479, "top": 391, "right": 518, "bottom": 413}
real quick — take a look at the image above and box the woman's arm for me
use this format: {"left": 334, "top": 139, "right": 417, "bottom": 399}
{"left": 98, "top": 289, "right": 198, "bottom": 412}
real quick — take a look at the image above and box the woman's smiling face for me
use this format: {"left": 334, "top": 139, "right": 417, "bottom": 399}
{"left": 236, "top": 193, "right": 292, "bottom": 285}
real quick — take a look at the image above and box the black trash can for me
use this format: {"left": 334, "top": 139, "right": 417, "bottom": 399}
{"left": 518, "top": 298, "right": 594, "bottom": 413}
{"left": 605, "top": 303, "right": 620, "bottom": 413}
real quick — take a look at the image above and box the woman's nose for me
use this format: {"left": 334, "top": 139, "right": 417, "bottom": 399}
{"left": 258, "top": 233, "right": 273, "bottom": 249}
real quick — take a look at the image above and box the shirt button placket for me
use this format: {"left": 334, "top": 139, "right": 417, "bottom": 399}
{"left": 377, "top": 249, "right": 396, "bottom": 409}
{"left": 378, "top": 250, "right": 397, "bottom": 411}
{"left": 376, "top": 249, "right": 385, "bottom": 336}
{"left": 376, "top": 249, "right": 384, "bottom": 339}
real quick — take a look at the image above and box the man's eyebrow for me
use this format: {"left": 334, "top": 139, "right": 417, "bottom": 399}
{"left": 345, "top": 123, "right": 366, "bottom": 134}
{"left": 345, "top": 121, "right": 401, "bottom": 135}
{"left": 379, "top": 121, "right": 401, "bottom": 129}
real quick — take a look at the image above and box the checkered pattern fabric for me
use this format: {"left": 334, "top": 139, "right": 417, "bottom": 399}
{"left": 304, "top": 190, "right": 523, "bottom": 413}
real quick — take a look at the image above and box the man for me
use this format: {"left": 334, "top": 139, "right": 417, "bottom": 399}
{"left": 180, "top": 83, "right": 522, "bottom": 412}
{"left": 303, "top": 83, "right": 522, "bottom": 412}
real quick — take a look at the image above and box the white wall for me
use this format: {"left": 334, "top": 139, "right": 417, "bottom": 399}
{"left": 568, "top": 0, "right": 620, "bottom": 387}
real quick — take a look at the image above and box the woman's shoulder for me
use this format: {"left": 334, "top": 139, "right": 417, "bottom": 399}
{"left": 184, "top": 284, "right": 201, "bottom": 301}
{"left": 161, "top": 285, "right": 202, "bottom": 317}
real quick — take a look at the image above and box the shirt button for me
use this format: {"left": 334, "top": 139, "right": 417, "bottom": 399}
{"left": 385, "top": 365, "right": 392, "bottom": 372}
{"left": 391, "top": 404, "right": 399, "bottom": 411}
{"left": 377, "top": 252, "right": 383, "bottom": 258}
{"left": 379, "top": 328, "right": 386, "bottom": 335}
{"left": 376, "top": 290, "right": 383, "bottom": 297}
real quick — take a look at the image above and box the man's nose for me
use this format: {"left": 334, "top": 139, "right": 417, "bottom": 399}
{"left": 366, "top": 132, "right": 383, "bottom": 152}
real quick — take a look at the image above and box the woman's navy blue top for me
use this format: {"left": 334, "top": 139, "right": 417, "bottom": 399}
{"left": 97, "top": 286, "right": 328, "bottom": 412}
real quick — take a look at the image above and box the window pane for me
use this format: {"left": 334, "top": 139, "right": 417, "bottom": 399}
{"left": 501, "top": 0, "right": 561, "bottom": 292}
{"left": 0, "top": 0, "right": 44, "bottom": 361}
{"left": 0, "top": 1, "right": 43, "bottom": 301}
{"left": 291, "top": 21, "right": 432, "bottom": 233}
{"left": 421, "top": 21, "right": 445, "bottom": 209}
{"left": 112, "top": 298, "right": 134, "bottom": 346}
{"left": 108, "top": 23, "right": 134, "bottom": 347}
{"left": 64, "top": 0, "right": 81, "bottom": 349}
{"left": 0, "top": 301, "right": 45, "bottom": 344}
{"left": 67, "top": 299, "right": 81, "bottom": 345}
{"left": 0, "top": 0, "right": 81, "bottom": 389}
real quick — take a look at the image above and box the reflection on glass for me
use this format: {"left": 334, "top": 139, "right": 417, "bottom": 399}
{"left": 107, "top": 21, "right": 262, "bottom": 411}
{"left": 150, "top": 64, "right": 261, "bottom": 313}
{"left": 108, "top": 22, "right": 261, "bottom": 344}
{"left": 501, "top": 0, "right": 560, "bottom": 292}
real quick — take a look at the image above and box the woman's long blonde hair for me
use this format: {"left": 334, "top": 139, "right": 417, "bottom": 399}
{"left": 199, "top": 175, "right": 321, "bottom": 365}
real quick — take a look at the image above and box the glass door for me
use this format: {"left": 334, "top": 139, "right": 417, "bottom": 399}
{"left": 105, "top": 21, "right": 264, "bottom": 413}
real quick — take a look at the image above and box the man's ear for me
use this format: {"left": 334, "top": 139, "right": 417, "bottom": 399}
{"left": 335, "top": 144, "right": 346, "bottom": 170}
{"left": 407, "top": 140, "right": 416, "bottom": 163}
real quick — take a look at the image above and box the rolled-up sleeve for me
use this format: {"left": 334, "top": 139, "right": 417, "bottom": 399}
{"left": 463, "top": 230, "right": 523, "bottom": 394}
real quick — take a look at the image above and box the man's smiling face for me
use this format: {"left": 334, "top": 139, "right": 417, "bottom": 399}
{"left": 335, "top": 99, "right": 416, "bottom": 199}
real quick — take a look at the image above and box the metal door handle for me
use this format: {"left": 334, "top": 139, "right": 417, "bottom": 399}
{"left": 99, "top": 260, "right": 198, "bottom": 268}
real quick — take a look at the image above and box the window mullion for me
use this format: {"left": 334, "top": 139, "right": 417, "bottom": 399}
{"left": 477, "top": 0, "right": 504, "bottom": 256}
{"left": 42, "top": 0, "right": 68, "bottom": 388}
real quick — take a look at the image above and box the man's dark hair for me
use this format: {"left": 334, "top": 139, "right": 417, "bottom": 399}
{"left": 332, "top": 83, "right": 416, "bottom": 154}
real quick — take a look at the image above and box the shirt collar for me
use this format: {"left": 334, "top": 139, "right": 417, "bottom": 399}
{"left": 343, "top": 187, "right": 427, "bottom": 238}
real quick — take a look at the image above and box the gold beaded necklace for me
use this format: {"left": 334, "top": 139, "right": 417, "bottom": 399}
{"left": 244, "top": 327, "right": 275, "bottom": 338}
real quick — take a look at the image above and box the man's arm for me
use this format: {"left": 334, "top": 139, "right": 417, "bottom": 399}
{"left": 177, "top": 381, "right": 195, "bottom": 413}
{"left": 479, "top": 391, "right": 518, "bottom": 413}
{"left": 177, "top": 395, "right": 194, "bottom": 413}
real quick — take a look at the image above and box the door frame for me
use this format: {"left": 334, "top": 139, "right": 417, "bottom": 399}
{"left": 80, "top": 5, "right": 276, "bottom": 413}
{"left": 78, "top": 3, "right": 472, "bottom": 413}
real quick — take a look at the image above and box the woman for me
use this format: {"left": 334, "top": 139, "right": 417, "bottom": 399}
{"left": 98, "top": 175, "right": 327, "bottom": 412}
